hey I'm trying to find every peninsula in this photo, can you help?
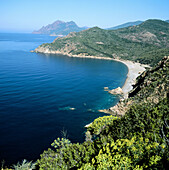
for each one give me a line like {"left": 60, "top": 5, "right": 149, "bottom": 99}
{"left": 33, "top": 19, "right": 169, "bottom": 67}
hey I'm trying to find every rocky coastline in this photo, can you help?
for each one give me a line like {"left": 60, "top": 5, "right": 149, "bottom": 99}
{"left": 31, "top": 46, "right": 113, "bottom": 60}
{"left": 99, "top": 59, "right": 149, "bottom": 115}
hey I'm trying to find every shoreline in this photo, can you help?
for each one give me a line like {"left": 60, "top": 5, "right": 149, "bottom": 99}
{"left": 33, "top": 49, "right": 149, "bottom": 114}
{"left": 113, "top": 58, "right": 149, "bottom": 99}
{"left": 61, "top": 53, "right": 149, "bottom": 99}
{"left": 85, "top": 58, "right": 149, "bottom": 127}
{"left": 32, "top": 48, "right": 114, "bottom": 60}
{"left": 98, "top": 58, "right": 149, "bottom": 115}
{"left": 34, "top": 49, "right": 149, "bottom": 97}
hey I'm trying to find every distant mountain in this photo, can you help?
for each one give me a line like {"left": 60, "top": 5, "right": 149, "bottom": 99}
{"left": 32, "top": 20, "right": 88, "bottom": 36}
{"left": 106, "top": 21, "right": 143, "bottom": 30}
{"left": 33, "top": 19, "right": 169, "bottom": 66}
{"left": 165, "top": 20, "right": 169, "bottom": 23}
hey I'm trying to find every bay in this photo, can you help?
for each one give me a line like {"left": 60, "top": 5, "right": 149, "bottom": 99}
{"left": 0, "top": 33, "right": 128, "bottom": 165}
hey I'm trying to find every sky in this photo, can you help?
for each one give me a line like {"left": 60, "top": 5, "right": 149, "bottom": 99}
{"left": 0, "top": 0, "right": 169, "bottom": 33}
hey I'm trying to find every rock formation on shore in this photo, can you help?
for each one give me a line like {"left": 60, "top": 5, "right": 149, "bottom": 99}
{"left": 108, "top": 56, "right": 169, "bottom": 115}
{"left": 108, "top": 87, "right": 123, "bottom": 95}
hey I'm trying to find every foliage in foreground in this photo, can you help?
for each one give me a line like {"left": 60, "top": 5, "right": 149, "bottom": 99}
{"left": 38, "top": 97, "right": 169, "bottom": 169}
{"left": 1, "top": 159, "right": 36, "bottom": 170}
{"left": 12, "top": 159, "right": 36, "bottom": 170}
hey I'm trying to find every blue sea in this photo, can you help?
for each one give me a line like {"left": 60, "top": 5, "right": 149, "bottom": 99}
{"left": 0, "top": 33, "right": 128, "bottom": 165}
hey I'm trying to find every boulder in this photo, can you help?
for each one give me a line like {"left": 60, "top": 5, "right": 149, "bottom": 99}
{"left": 108, "top": 87, "right": 123, "bottom": 95}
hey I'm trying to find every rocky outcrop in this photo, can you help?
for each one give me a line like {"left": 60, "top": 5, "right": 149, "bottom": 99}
{"left": 108, "top": 87, "right": 123, "bottom": 95}
{"left": 100, "top": 56, "right": 169, "bottom": 116}
{"left": 33, "top": 46, "right": 53, "bottom": 54}
{"left": 104, "top": 87, "right": 109, "bottom": 91}
{"left": 32, "top": 44, "right": 113, "bottom": 60}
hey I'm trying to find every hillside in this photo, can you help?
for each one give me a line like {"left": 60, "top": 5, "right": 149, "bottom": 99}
{"left": 32, "top": 20, "right": 87, "bottom": 36}
{"left": 37, "top": 56, "right": 169, "bottom": 169}
{"left": 33, "top": 19, "right": 169, "bottom": 66}
{"left": 106, "top": 20, "right": 143, "bottom": 30}
{"left": 109, "top": 56, "right": 169, "bottom": 115}
{"left": 107, "top": 19, "right": 169, "bottom": 30}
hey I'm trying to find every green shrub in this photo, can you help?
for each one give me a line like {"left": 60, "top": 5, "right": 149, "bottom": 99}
{"left": 12, "top": 159, "right": 36, "bottom": 170}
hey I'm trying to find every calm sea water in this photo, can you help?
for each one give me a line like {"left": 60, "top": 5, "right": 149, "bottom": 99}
{"left": 0, "top": 33, "right": 128, "bottom": 165}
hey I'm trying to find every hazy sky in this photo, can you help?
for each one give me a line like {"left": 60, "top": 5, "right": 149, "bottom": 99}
{"left": 1, "top": 0, "right": 169, "bottom": 33}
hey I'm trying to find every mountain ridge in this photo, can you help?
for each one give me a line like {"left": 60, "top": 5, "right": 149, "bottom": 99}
{"left": 32, "top": 20, "right": 88, "bottom": 36}
{"left": 106, "top": 20, "right": 143, "bottom": 30}
{"left": 106, "top": 19, "right": 169, "bottom": 30}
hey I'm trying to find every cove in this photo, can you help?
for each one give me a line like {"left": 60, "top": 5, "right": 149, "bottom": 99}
{"left": 0, "top": 33, "right": 128, "bottom": 165}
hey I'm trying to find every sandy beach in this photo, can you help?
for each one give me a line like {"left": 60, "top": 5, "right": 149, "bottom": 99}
{"left": 113, "top": 58, "right": 149, "bottom": 98}
{"left": 97, "top": 58, "right": 149, "bottom": 115}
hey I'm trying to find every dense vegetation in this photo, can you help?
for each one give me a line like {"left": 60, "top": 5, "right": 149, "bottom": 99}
{"left": 35, "top": 19, "right": 169, "bottom": 66}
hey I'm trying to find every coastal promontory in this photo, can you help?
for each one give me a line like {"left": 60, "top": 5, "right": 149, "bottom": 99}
{"left": 33, "top": 19, "right": 169, "bottom": 66}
